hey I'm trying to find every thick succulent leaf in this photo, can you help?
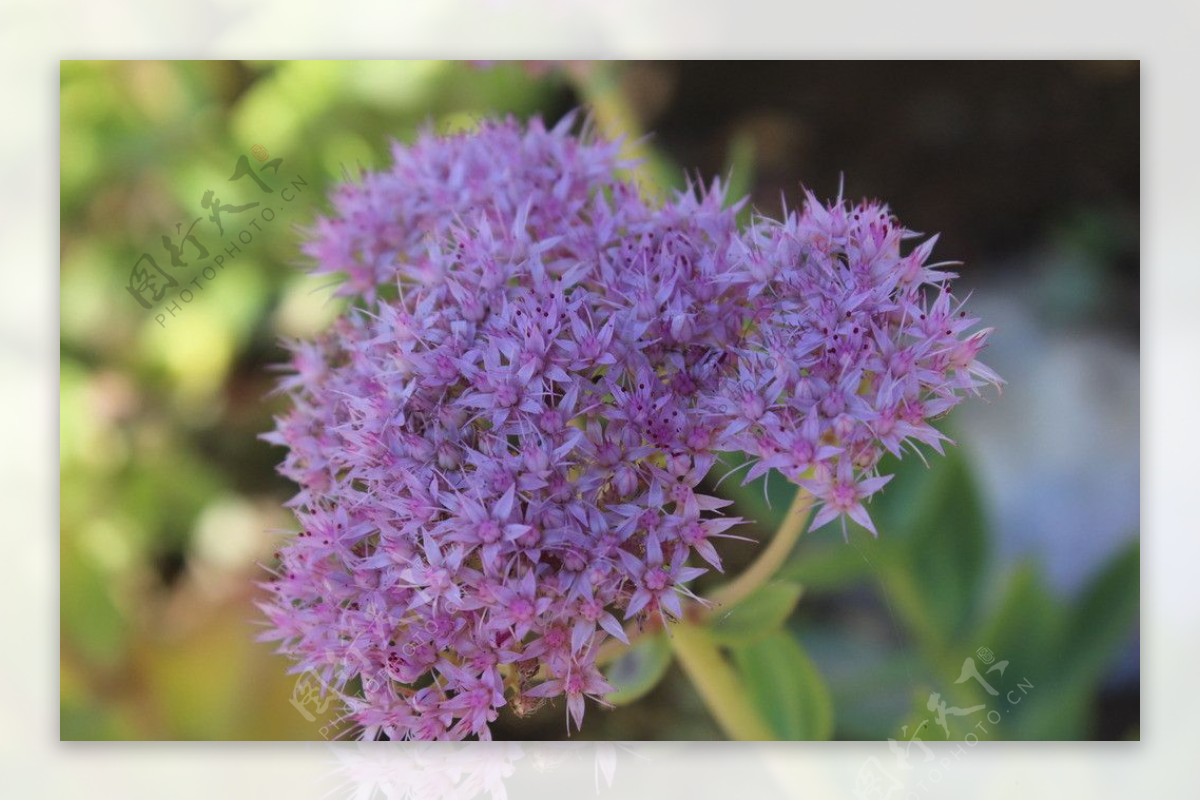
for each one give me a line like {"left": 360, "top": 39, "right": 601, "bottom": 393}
{"left": 731, "top": 631, "right": 834, "bottom": 740}
{"left": 604, "top": 634, "right": 673, "bottom": 705}
{"left": 709, "top": 581, "right": 804, "bottom": 647}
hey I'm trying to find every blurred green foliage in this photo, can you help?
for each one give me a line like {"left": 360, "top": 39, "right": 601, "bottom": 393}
{"left": 59, "top": 60, "right": 1138, "bottom": 741}
{"left": 60, "top": 60, "right": 566, "bottom": 740}
{"left": 714, "top": 439, "right": 1139, "bottom": 741}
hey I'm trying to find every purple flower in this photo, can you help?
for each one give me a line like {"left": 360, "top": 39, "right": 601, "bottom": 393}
{"left": 708, "top": 189, "right": 1002, "bottom": 539}
{"left": 261, "top": 114, "right": 999, "bottom": 740}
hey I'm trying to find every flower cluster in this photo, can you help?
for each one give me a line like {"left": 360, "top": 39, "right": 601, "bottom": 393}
{"left": 260, "top": 114, "right": 999, "bottom": 740}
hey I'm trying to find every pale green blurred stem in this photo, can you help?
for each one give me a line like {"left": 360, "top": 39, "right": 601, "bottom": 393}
{"left": 563, "top": 61, "right": 640, "bottom": 154}
{"left": 669, "top": 622, "right": 773, "bottom": 740}
{"left": 562, "top": 61, "right": 672, "bottom": 197}
{"left": 669, "top": 489, "right": 812, "bottom": 739}
{"left": 709, "top": 488, "right": 815, "bottom": 611}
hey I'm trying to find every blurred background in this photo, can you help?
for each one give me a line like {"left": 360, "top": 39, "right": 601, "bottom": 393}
{"left": 59, "top": 60, "right": 1139, "bottom": 741}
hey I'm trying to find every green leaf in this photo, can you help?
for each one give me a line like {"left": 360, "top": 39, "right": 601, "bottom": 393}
{"left": 975, "top": 562, "right": 1063, "bottom": 682}
{"left": 968, "top": 563, "right": 1069, "bottom": 739}
{"left": 779, "top": 539, "right": 875, "bottom": 592}
{"left": 1002, "top": 541, "right": 1138, "bottom": 740}
{"left": 1059, "top": 539, "right": 1139, "bottom": 687}
{"left": 604, "top": 634, "right": 673, "bottom": 705}
{"left": 730, "top": 632, "right": 834, "bottom": 739}
{"left": 61, "top": 535, "right": 128, "bottom": 671}
{"left": 800, "top": 625, "right": 926, "bottom": 739}
{"left": 709, "top": 581, "right": 804, "bottom": 646}
{"left": 882, "top": 447, "right": 987, "bottom": 643}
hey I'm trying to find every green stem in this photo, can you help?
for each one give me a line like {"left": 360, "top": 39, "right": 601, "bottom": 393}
{"left": 561, "top": 61, "right": 676, "bottom": 198}
{"left": 669, "top": 622, "right": 773, "bottom": 740}
{"left": 709, "top": 487, "right": 814, "bottom": 611}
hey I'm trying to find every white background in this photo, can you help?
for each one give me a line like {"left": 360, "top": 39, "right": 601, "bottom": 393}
{"left": 4, "top": 1, "right": 1193, "bottom": 797}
